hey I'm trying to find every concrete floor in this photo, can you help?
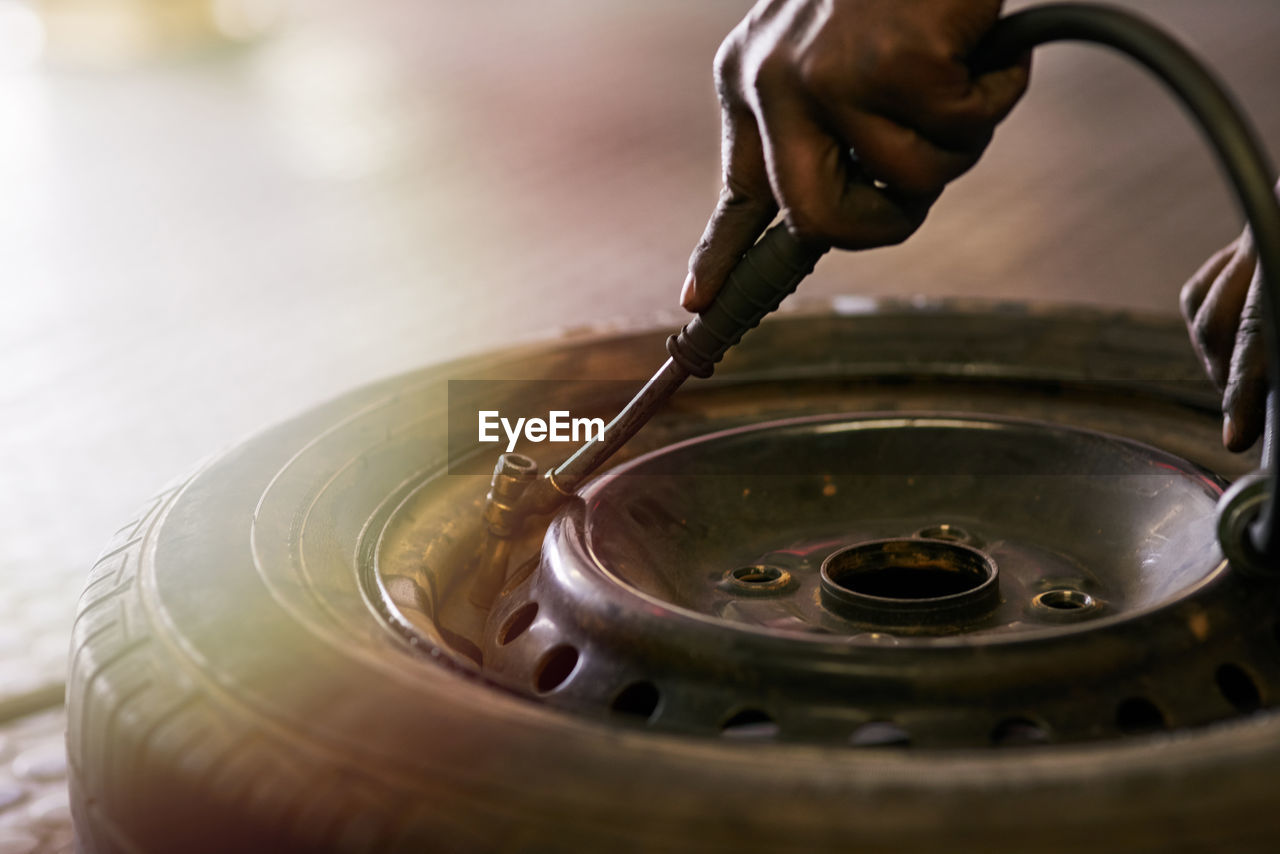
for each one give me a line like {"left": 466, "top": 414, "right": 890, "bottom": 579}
{"left": 0, "top": 0, "right": 1278, "bottom": 848}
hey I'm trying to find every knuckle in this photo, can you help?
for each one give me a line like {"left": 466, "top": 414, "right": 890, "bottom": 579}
{"left": 1223, "top": 356, "right": 1265, "bottom": 411}
{"left": 745, "top": 50, "right": 792, "bottom": 100}
{"left": 1237, "top": 310, "right": 1265, "bottom": 344}
{"left": 795, "top": 49, "right": 843, "bottom": 100}
{"left": 861, "top": 26, "right": 942, "bottom": 87}
{"left": 1178, "top": 281, "right": 1202, "bottom": 322}
{"left": 713, "top": 35, "right": 743, "bottom": 104}
{"left": 1189, "top": 314, "right": 1221, "bottom": 359}
{"left": 859, "top": 29, "right": 905, "bottom": 83}
{"left": 689, "top": 230, "right": 726, "bottom": 275}
{"left": 718, "top": 178, "right": 769, "bottom": 213}
{"left": 689, "top": 239, "right": 716, "bottom": 273}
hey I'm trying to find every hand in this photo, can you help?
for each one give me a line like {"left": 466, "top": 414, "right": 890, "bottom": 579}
{"left": 1180, "top": 184, "right": 1277, "bottom": 451}
{"left": 681, "top": 0, "right": 1030, "bottom": 311}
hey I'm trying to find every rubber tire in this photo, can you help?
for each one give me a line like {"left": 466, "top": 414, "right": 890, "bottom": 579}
{"left": 68, "top": 303, "right": 1280, "bottom": 853}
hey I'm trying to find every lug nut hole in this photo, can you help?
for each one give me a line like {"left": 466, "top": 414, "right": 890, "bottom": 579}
{"left": 724, "top": 564, "right": 794, "bottom": 595}
{"left": 733, "top": 565, "right": 781, "bottom": 584}
{"left": 1032, "top": 588, "right": 1097, "bottom": 616}
{"left": 915, "top": 524, "right": 978, "bottom": 546}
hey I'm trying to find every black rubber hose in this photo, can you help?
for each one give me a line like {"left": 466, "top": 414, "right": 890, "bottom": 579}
{"left": 975, "top": 3, "right": 1280, "bottom": 560}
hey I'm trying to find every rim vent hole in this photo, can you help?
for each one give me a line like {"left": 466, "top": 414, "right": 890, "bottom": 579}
{"left": 534, "top": 645, "right": 579, "bottom": 693}
{"left": 498, "top": 602, "right": 539, "bottom": 646}
{"left": 720, "top": 708, "right": 778, "bottom": 739}
{"left": 990, "top": 717, "right": 1050, "bottom": 747}
{"left": 1116, "top": 697, "right": 1167, "bottom": 734}
{"left": 849, "top": 721, "right": 912, "bottom": 747}
{"left": 1215, "top": 663, "right": 1262, "bottom": 713}
{"left": 611, "top": 681, "right": 661, "bottom": 720}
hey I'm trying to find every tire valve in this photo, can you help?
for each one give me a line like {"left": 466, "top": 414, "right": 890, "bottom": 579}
{"left": 468, "top": 452, "right": 539, "bottom": 607}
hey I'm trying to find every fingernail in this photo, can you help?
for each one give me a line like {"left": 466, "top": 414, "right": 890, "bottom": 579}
{"left": 680, "top": 272, "right": 696, "bottom": 309}
{"left": 1223, "top": 414, "right": 1237, "bottom": 449}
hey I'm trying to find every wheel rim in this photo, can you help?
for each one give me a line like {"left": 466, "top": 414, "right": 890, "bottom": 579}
{"left": 368, "top": 303, "right": 1275, "bottom": 751}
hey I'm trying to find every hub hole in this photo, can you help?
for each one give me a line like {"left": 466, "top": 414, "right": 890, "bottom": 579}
{"left": 534, "top": 645, "right": 579, "bottom": 693}
{"left": 611, "top": 681, "right": 661, "bottom": 720}
{"left": 824, "top": 540, "right": 992, "bottom": 602}
{"left": 850, "top": 720, "right": 911, "bottom": 747}
{"left": 732, "top": 566, "right": 782, "bottom": 584}
{"left": 1215, "top": 663, "right": 1262, "bottom": 713}
{"left": 843, "top": 565, "right": 981, "bottom": 599}
{"left": 1116, "top": 697, "right": 1166, "bottom": 734}
{"left": 990, "top": 716, "right": 1050, "bottom": 747}
{"left": 498, "top": 602, "right": 539, "bottom": 645}
{"left": 720, "top": 708, "right": 778, "bottom": 739}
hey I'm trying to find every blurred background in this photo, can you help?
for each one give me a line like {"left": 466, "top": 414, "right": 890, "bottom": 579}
{"left": 0, "top": 0, "right": 1278, "bottom": 849}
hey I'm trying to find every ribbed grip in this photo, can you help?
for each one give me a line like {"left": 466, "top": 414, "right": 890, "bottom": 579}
{"left": 667, "top": 224, "right": 826, "bottom": 378}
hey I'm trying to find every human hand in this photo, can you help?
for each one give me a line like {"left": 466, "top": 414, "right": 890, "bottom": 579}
{"left": 1180, "top": 184, "right": 1278, "bottom": 451}
{"left": 681, "top": 0, "right": 1030, "bottom": 311}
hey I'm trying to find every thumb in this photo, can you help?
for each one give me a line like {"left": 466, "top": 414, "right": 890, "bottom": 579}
{"left": 683, "top": 108, "right": 777, "bottom": 312}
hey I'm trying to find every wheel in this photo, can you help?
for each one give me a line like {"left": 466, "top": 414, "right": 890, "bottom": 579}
{"left": 68, "top": 301, "right": 1280, "bottom": 853}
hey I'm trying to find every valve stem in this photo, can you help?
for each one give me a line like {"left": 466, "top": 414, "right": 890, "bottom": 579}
{"left": 468, "top": 452, "right": 538, "bottom": 608}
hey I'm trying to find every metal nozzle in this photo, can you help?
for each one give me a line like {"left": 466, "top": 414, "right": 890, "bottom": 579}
{"left": 483, "top": 452, "right": 538, "bottom": 536}
{"left": 468, "top": 453, "right": 539, "bottom": 607}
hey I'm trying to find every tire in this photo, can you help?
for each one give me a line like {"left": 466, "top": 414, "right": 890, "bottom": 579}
{"left": 68, "top": 301, "right": 1280, "bottom": 853}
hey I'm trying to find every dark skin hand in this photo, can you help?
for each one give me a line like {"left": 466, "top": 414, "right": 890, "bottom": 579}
{"left": 681, "top": 0, "right": 1030, "bottom": 311}
{"left": 688, "top": 1, "right": 1267, "bottom": 452}
{"left": 1180, "top": 180, "right": 1278, "bottom": 451}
